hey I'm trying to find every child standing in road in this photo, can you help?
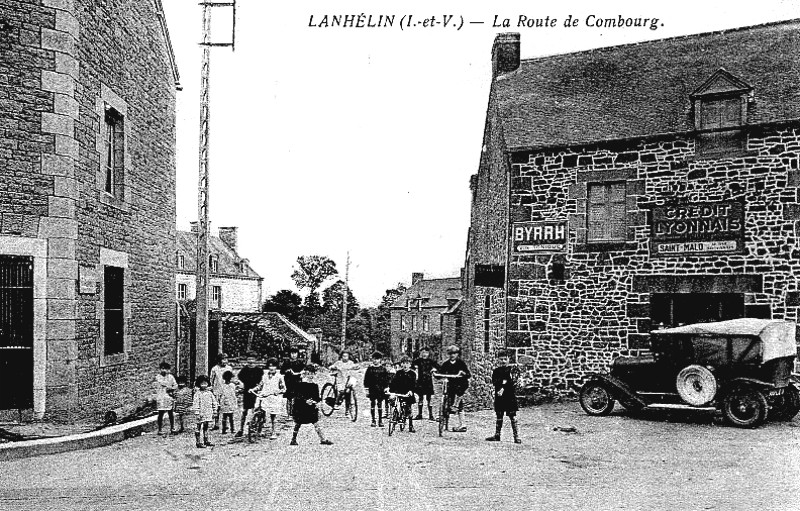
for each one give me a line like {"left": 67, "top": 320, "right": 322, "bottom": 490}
{"left": 236, "top": 353, "right": 264, "bottom": 438}
{"left": 389, "top": 357, "right": 417, "bottom": 432}
{"left": 192, "top": 375, "right": 218, "bottom": 448}
{"left": 290, "top": 364, "right": 333, "bottom": 446}
{"left": 154, "top": 362, "right": 177, "bottom": 435}
{"left": 435, "top": 345, "right": 471, "bottom": 432}
{"left": 218, "top": 370, "right": 238, "bottom": 434}
{"left": 173, "top": 375, "right": 193, "bottom": 434}
{"left": 281, "top": 346, "right": 305, "bottom": 416}
{"left": 363, "top": 351, "right": 390, "bottom": 427}
{"left": 486, "top": 350, "right": 521, "bottom": 444}
{"left": 329, "top": 350, "right": 358, "bottom": 418}
{"left": 412, "top": 347, "right": 439, "bottom": 421}
{"left": 209, "top": 353, "right": 233, "bottom": 431}
{"left": 254, "top": 358, "right": 285, "bottom": 439}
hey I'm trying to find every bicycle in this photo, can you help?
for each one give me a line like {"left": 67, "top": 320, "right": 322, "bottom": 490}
{"left": 247, "top": 391, "right": 267, "bottom": 443}
{"left": 433, "top": 372, "right": 464, "bottom": 437}
{"left": 387, "top": 392, "right": 413, "bottom": 436}
{"left": 320, "top": 373, "right": 358, "bottom": 422}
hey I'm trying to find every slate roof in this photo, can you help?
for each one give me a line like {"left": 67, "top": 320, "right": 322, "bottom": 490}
{"left": 176, "top": 230, "right": 262, "bottom": 279}
{"left": 390, "top": 277, "right": 462, "bottom": 310}
{"left": 210, "top": 312, "right": 317, "bottom": 346}
{"left": 495, "top": 19, "right": 800, "bottom": 151}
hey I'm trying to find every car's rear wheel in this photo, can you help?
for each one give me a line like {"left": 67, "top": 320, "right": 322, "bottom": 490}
{"left": 722, "top": 386, "right": 768, "bottom": 428}
{"left": 770, "top": 385, "right": 800, "bottom": 421}
{"left": 579, "top": 381, "right": 616, "bottom": 416}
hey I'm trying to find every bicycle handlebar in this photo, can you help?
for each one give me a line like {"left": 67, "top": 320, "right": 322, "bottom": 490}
{"left": 432, "top": 372, "right": 465, "bottom": 379}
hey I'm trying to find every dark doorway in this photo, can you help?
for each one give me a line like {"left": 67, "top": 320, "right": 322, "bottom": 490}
{"left": 651, "top": 293, "right": 744, "bottom": 328}
{"left": 0, "top": 255, "right": 34, "bottom": 410}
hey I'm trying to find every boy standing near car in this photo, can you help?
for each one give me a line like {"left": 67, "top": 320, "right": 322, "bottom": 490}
{"left": 486, "top": 350, "right": 521, "bottom": 444}
{"left": 436, "top": 345, "right": 470, "bottom": 432}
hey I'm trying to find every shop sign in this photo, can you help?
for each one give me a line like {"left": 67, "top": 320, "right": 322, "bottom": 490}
{"left": 512, "top": 221, "right": 567, "bottom": 253}
{"left": 651, "top": 201, "right": 744, "bottom": 257}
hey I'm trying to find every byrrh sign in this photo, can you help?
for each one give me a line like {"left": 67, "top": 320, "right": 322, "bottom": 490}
{"left": 512, "top": 221, "right": 567, "bottom": 253}
{"left": 651, "top": 201, "right": 745, "bottom": 257}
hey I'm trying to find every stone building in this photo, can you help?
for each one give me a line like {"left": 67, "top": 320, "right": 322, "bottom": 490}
{"left": 464, "top": 22, "right": 800, "bottom": 405}
{"left": 176, "top": 224, "right": 263, "bottom": 313}
{"left": 390, "top": 273, "right": 463, "bottom": 361}
{"left": 0, "top": 0, "right": 180, "bottom": 420}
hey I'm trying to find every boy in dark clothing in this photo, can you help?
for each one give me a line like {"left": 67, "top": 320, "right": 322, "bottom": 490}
{"left": 435, "top": 345, "right": 471, "bottom": 432}
{"left": 389, "top": 357, "right": 417, "bottom": 433}
{"left": 486, "top": 350, "right": 521, "bottom": 443}
{"left": 281, "top": 347, "right": 305, "bottom": 414}
{"left": 235, "top": 354, "right": 264, "bottom": 438}
{"left": 412, "top": 347, "right": 439, "bottom": 421}
{"left": 363, "top": 351, "right": 390, "bottom": 427}
{"left": 290, "top": 364, "right": 333, "bottom": 445}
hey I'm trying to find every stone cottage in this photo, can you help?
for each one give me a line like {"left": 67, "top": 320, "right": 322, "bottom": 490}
{"left": 464, "top": 21, "right": 800, "bottom": 404}
{"left": 390, "top": 272, "right": 463, "bottom": 361}
{"left": 0, "top": 0, "right": 180, "bottom": 421}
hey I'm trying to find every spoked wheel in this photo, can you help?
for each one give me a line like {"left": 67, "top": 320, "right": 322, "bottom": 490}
{"left": 285, "top": 397, "right": 293, "bottom": 417}
{"left": 722, "top": 387, "right": 768, "bottom": 428}
{"left": 248, "top": 412, "right": 264, "bottom": 443}
{"left": 399, "top": 408, "right": 406, "bottom": 432}
{"left": 579, "top": 381, "right": 616, "bottom": 416}
{"left": 320, "top": 383, "right": 336, "bottom": 417}
{"left": 388, "top": 408, "right": 398, "bottom": 436}
{"left": 770, "top": 385, "right": 800, "bottom": 421}
{"left": 438, "top": 396, "right": 449, "bottom": 437}
{"left": 349, "top": 390, "right": 358, "bottom": 422}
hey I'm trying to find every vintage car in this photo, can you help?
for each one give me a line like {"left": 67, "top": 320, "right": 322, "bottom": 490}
{"left": 579, "top": 318, "right": 800, "bottom": 428}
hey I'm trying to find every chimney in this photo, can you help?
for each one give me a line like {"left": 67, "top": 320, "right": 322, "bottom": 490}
{"left": 218, "top": 226, "right": 238, "bottom": 252}
{"left": 412, "top": 272, "right": 424, "bottom": 286}
{"left": 492, "top": 33, "right": 520, "bottom": 78}
{"left": 190, "top": 221, "right": 199, "bottom": 234}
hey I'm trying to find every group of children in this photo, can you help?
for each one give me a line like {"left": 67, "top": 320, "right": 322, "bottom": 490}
{"left": 152, "top": 344, "right": 522, "bottom": 449}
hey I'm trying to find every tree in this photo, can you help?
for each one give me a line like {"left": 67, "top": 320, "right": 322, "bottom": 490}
{"left": 317, "top": 280, "right": 360, "bottom": 343}
{"left": 291, "top": 255, "right": 338, "bottom": 296}
{"left": 374, "top": 283, "right": 408, "bottom": 355}
{"left": 262, "top": 289, "right": 303, "bottom": 323}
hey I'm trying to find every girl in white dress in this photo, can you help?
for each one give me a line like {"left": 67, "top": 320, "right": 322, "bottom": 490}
{"left": 209, "top": 353, "right": 233, "bottom": 430}
{"left": 154, "top": 361, "right": 177, "bottom": 435}
{"left": 255, "top": 358, "right": 286, "bottom": 439}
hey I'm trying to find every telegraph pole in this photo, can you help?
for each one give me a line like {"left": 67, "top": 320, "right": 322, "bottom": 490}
{"left": 195, "top": 0, "right": 236, "bottom": 379}
{"left": 341, "top": 251, "right": 350, "bottom": 352}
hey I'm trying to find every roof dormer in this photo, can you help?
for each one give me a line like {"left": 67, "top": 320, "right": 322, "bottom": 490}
{"left": 691, "top": 68, "right": 753, "bottom": 159}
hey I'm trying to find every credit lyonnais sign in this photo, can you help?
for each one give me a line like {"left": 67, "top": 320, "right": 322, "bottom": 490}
{"left": 651, "top": 201, "right": 745, "bottom": 257}
{"left": 512, "top": 221, "right": 567, "bottom": 253}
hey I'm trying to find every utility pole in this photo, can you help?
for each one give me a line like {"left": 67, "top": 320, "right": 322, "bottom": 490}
{"left": 341, "top": 251, "right": 350, "bottom": 352}
{"left": 195, "top": 0, "right": 236, "bottom": 380}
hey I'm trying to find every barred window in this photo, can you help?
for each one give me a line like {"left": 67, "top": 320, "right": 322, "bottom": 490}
{"left": 177, "top": 283, "right": 187, "bottom": 301}
{"left": 587, "top": 182, "right": 626, "bottom": 242}
{"left": 211, "top": 285, "right": 222, "bottom": 309}
{"left": 483, "top": 295, "right": 491, "bottom": 353}
{"left": 103, "top": 109, "right": 124, "bottom": 199}
{"left": 104, "top": 267, "right": 124, "bottom": 355}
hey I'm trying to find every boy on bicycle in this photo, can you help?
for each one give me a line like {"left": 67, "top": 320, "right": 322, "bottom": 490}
{"left": 436, "top": 345, "right": 471, "bottom": 432}
{"left": 329, "top": 350, "right": 358, "bottom": 418}
{"left": 389, "top": 356, "right": 417, "bottom": 432}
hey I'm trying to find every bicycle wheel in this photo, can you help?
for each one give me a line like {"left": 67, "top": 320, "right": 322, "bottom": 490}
{"left": 320, "top": 383, "right": 336, "bottom": 417}
{"left": 285, "top": 397, "right": 293, "bottom": 416}
{"left": 438, "top": 394, "right": 449, "bottom": 437}
{"left": 388, "top": 408, "right": 398, "bottom": 436}
{"left": 349, "top": 390, "right": 358, "bottom": 422}
{"left": 248, "top": 413, "right": 263, "bottom": 443}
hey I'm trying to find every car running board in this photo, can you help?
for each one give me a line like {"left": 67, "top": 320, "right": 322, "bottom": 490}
{"left": 645, "top": 403, "right": 716, "bottom": 412}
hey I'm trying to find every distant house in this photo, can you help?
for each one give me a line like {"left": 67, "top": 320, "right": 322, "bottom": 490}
{"left": 389, "top": 273, "right": 463, "bottom": 361}
{"left": 176, "top": 224, "right": 263, "bottom": 313}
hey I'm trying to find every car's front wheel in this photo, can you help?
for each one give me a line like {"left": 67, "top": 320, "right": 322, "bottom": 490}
{"left": 579, "top": 381, "right": 616, "bottom": 416}
{"left": 721, "top": 386, "right": 768, "bottom": 428}
{"left": 769, "top": 385, "right": 800, "bottom": 421}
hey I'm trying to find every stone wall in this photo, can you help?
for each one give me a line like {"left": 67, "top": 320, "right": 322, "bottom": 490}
{"left": 390, "top": 308, "right": 447, "bottom": 361}
{"left": 500, "top": 126, "right": 800, "bottom": 395}
{"left": 176, "top": 272, "right": 262, "bottom": 313}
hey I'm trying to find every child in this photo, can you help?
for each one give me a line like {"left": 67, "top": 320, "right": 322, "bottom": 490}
{"left": 218, "top": 370, "right": 238, "bottom": 434}
{"left": 290, "top": 364, "right": 333, "bottom": 446}
{"left": 254, "top": 358, "right": 285, "bottom": 439}
{"left": 173, "top": 375, "right": 193, "bottom": 433}
{"left": 281, "top": 347, "right": 305, "bottom": 415}
{"left": 384, "top": 360, "right": 396, "bottom": 419}
{"left": 154, "top": 362, "right": 177, "bottom": 435}
{"left": 363, "top": 351, "right": 390, "bottom": 427}
{"left": 328, "top": 350, "right": 358, "bottom": 418}
{"left": 486, "top": 350, "right": 521, "bottom": 444}
{"left": 192, "top": 375, "right": 218, "bottom": 448}
{"left": 412, "top": 347, "right": 439, "bottom": 421}
{"left": 236, "top": 353, "right": 264, "bottom": 437}
{"left": 435, "top": 345, "right": 471, "bottom": 432}
{"left": 209, "top": 353, "right": 233, "bottom": 430}
{"left": 389, "top": 357, "right": 417, "bottom": 433}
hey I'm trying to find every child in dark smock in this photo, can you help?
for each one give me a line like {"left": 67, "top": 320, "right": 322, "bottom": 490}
{"left": 290, "top": 364, "right": 333, "bottom": 446}
{"left": 486, "top": 350, "right": 521, "bottom": 444}
{"left": 389, "top": 357, "right": 417, "bottom": 433}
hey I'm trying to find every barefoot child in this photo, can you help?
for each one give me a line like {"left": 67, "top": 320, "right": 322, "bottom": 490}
{"left": 154, "top": 362, "right": 177, "bottom": 435}
{"left": 486, "top": 350, "right": 521, "bottom": 443}
{"left": 290, "top": 365, "right": 333, "bottom": 446}
{"left": 192, "top": 375, "right": 218, "bottom": 448}
{"left": 255, "top": 358, "right": 285, "bottom": 439}
{"left": 173, "top": 375, "right": 193, "bottom": 433}
{"left": 218, "top": 370, "right": 238, "bottom": 434}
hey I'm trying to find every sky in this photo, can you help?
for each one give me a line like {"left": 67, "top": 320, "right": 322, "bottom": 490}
{"left": 160, "top": 0, "right": 799, "bottom": 306}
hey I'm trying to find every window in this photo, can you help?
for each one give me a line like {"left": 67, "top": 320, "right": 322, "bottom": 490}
{"left": 177, "top": 254, "right": 185, "bottom": 269}
{"left": 104, "top": 266, "right": 124, "bottom": 355}
{"left": 422, "top": 315, "right": 430, "bottom": 332}
{"left": 209, "top": 256, "right": 218, "bottom": 273}
{"left": 103, "top": 108, "right": 124, "bottom": 199}
{"left": 177, "top": 283, "right": 187, "bottom": 300}
{"left": 696, "top": 96, "right": 746, "bottom": 158}
{"left": 401, "top": 315, "right": 408, "bottom": 331}
{"left": 411, "top": 316, "right": 418, "bottom": 331}
{"left": 211, "top": 286, "right": 222, "bottom": 309}
{"left": 483, "top": 295, "right": 491, "bottom": 353}
{"left": 474, "top": 264, "right": 505, "bottom": 288}
{"left": 587, "top": 182, "right": 626, "bottom": 242}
